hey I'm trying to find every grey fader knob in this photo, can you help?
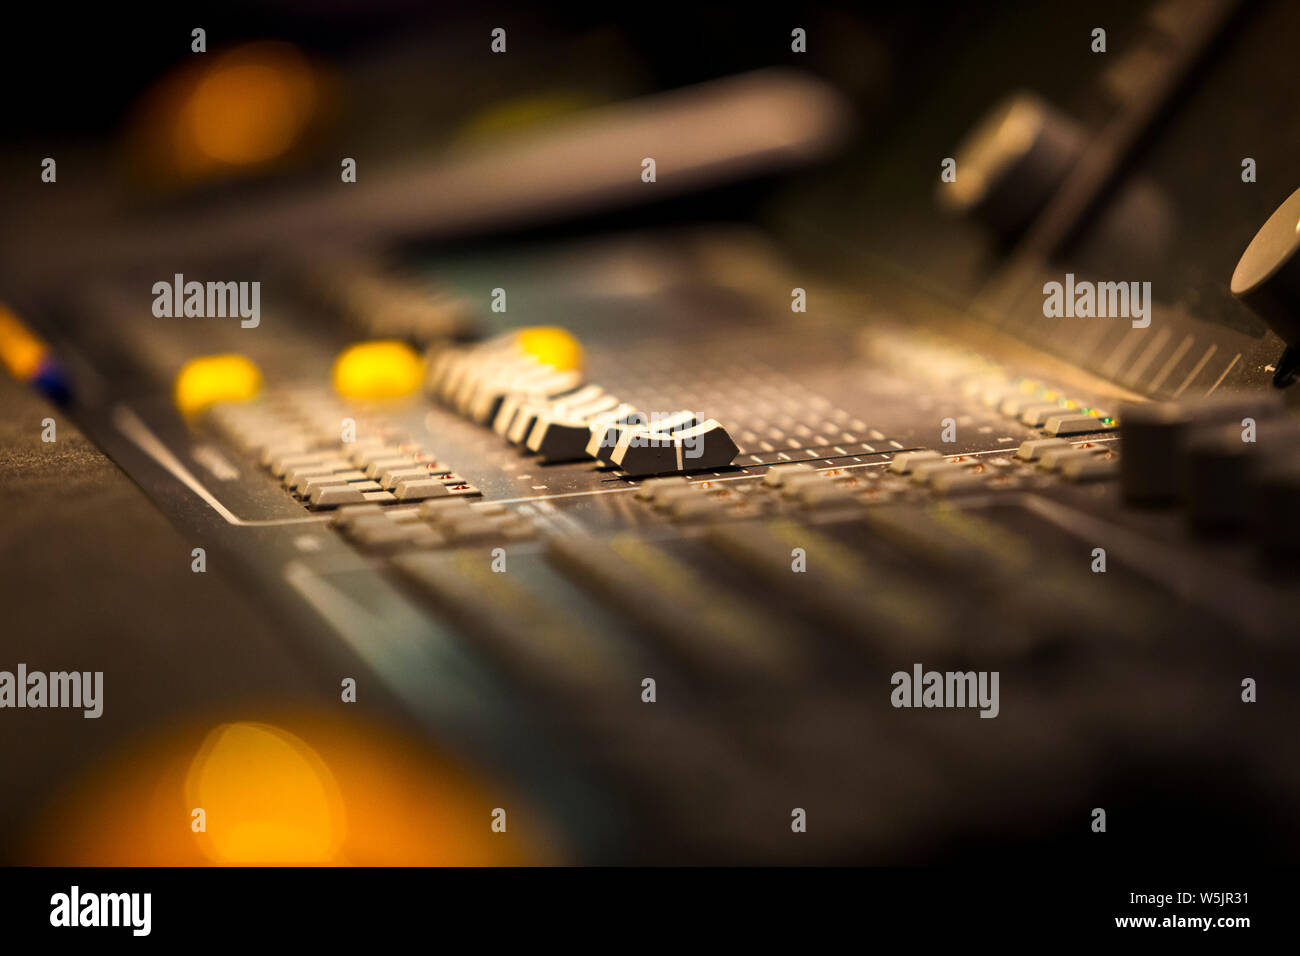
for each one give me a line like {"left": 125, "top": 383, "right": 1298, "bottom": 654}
{"left": 939, "top": 91, "right": 1085, "bottom": 241}
{"left": 1231, "top": 186, "right": 1300, "bottom": 386}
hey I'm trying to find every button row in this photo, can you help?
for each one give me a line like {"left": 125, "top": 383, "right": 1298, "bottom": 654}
{"left": 209, "top": 392, "right": 481, "bottom": 510}
{"left": 975, "top": 378, "right": 1119, "bottom": 436}
{"left": 427, "top": 329, "right": 741, "bottom": 476}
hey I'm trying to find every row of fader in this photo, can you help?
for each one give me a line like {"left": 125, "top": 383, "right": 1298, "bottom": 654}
{"left": 209, "top": 389, "right": 482, "bottom": 509}
{"left": 426, "top": 327, "right": 741, "bottom": 476}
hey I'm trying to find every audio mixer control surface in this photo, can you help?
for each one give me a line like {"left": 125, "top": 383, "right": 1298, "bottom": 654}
{"left": 42, "top": 230, "right": 1295, "bottom": 863}
{"left": 4, "top": 0, "right": 1300, "bottom": 869}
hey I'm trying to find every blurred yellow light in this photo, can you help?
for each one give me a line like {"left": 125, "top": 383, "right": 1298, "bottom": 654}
{"left": 174, "top": 354, "right": 262, "bottom": 417}
{"left": 25, "top": 711, "right": 561, "bottom": 865}
{"left": 186, "top": 723, "right": 346, "bottom": 864}
{"left": 514, "top": 326, "right": 585, "bottom": 371}
{"left": 0, "top": 305, "right": 47, "bottom": 381}
{"left": 332, "top": 340, "right": 424, "bottom": 400}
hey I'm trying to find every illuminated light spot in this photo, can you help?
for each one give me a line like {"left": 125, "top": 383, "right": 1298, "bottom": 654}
{"left": 27, "top": 712, "right": 558, "bottom": 865}
{"left": 514, "top": 326, "right": 585, "bottom": 371}
{"left": 186, "top": 722, "right": 346, "bottom": 864}
{"left": 183, "top": 44, "right": 321, "bottom": 167}
{"left": 0, "top": 305, "right": 48, "bottom": 381}
{"left": 127, "top": 41, "right": 328, "bottom": 187}
{"left": 332, "top": 340, "right": 424, "bottom": 400}
{"left": 174, "top": 354, "right": 262, "bottom": 417}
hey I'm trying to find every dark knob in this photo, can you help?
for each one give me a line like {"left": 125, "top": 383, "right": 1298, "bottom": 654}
{"left": 938, "top": 91, "right": 1085, "bottom": 241}
{"left": 1119, "top": 401, "right": 1188, "bottom": 504}
{"left": 1231, "top": 186, "right": 1300, "bottom": 386}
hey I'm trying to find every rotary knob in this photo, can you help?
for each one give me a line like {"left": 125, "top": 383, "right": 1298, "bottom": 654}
{"left": 938, "top": 91, "right": 1085, "bottom": 242}
{"left": 1231, "top": 185, "right": 1300, "bottom": 387}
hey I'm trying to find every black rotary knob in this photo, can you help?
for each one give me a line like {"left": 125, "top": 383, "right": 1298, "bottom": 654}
{"left": 1231, "top": 186, "right": 1300, "bottom": 386}
{"left": 938, "top": 91, "right": 1085, "bottom": 242}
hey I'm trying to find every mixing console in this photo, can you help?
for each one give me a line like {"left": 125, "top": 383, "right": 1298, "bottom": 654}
{"left": 3, "top": 0, "right": 1299, "bottom": 871}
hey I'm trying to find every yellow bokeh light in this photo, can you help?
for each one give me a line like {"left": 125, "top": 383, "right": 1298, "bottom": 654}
{"left": 185, "top": 723, "right": 346, "bottom": 864}
{"left": 24, "top": 711, "right": 559, "bottom": 865}
{"left": 0, "top": 305, "right": 48, "bottom": 381}
{"left": 332, "top": 340, "right": 425, "bottom": 400}
{"left": 514, "top": 326, "right": 585, "bottom": 371}
{"left": 173, "top": 353, "right": 262, "bottom": 417}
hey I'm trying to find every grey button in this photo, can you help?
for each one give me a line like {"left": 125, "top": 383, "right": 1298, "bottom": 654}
{"left": 931, "top": 469, "right": 988, "bottom": 494}
{"left": 348, "top": 444, "right": 401, "bottom": 467}
{"left": 307, "top": 485, "right": 368, "bottom": 509}
{"left": 267, "top": 449, "right": 335, "bottom": 476}
{"left": 298, "top": 470, "right": 369, "bottom": 496}
{"left": 284, "top": 460, "right": 350, "bottom": 488}
{"left": 393, "top": 478, "right": 452, "bottom": 502}
{"left": 909, "top": 460, "right": 970, "bottom": 485}
{"left": 762, "top": 462, "right": 816, "bottom": 487}
{"left": 795, "top": 481, "right": 859, "bottom": 508}
{"left": 1019, "top": 403, "right": 1068, "bottom": 426}
{"left": 1038, "top": 446, "right": 1103, "bottom": 471}
{"left": 351, "top": 518, "right": 444, "bottom": 551}
{"left": 361, "top": 456, "right": 417, "bottom": 479}
{"left": 652, "top": 485, "right": 704, "bottom": 509}
{"left": 1044, "top": 413, "right": 1118, "bottom": 436}
{"left": 419, "top": 498, "right": 474, "bottom": 522}
{"left": 889, "top": 450, "right": 941, "bottom": 474}
{"left": 1016, "top": 437, "right": 1069, "bottom": 461}
{"left": 1061, "top": 455, "right": 1120, "bottom": 482}
{"left": 635, "top": 476, "right": 688, "bottom": 500}
{"left": 671, "top": 493, "right": 730, "bottom": 518}
{"left": 331, "top": 503, "right": 384, "bottom": 529}
{"left": 378, "top": 465, "right": 436, "bottom": 490}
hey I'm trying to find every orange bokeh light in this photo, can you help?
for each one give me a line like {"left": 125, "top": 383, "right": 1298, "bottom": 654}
{"left": 25, "top": 711, "right": 560, "bottom": 866}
